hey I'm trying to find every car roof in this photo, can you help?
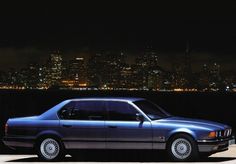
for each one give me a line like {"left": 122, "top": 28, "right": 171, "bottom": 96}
{"left": 39, "top": 97, "right": 147, "bottom": 120}
{"left": 69, "top": 97, "right": 145, "bottom": 102}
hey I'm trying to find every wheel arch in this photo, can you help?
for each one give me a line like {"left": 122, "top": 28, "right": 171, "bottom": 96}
{"left": 167, "top": 128, "right": 198, "bottom": 142}
{"left": 34, "top": 130, "right": 64, "bottom": 149}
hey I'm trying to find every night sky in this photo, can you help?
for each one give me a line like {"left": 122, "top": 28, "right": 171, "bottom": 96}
{"left": 0, "top": 1, "right": 236, "bottom": 71}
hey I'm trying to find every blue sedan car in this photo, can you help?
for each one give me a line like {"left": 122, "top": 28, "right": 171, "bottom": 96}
{"left": 3, "top": 97, "right": 235, "bottom": 161}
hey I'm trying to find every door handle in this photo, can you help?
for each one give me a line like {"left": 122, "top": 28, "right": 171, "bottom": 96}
{"left": 62, "top": 124, "right": 72, "bottom": 128}
{"left": 108, "top": 125, "right": 117, "bottom": 129}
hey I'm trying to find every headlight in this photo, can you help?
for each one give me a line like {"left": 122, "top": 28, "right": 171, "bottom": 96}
{"left": 208, "top": 131, "right": 217, "bottom": 138}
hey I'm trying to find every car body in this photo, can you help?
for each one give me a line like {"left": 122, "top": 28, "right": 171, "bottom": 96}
{"left": 2, "top": 97, "right": 235, "bottom": 161}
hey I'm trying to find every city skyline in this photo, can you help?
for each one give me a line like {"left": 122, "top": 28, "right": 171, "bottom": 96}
{"left": 0, "top": 49, "right": 235, "bottom": 92}
{"left": 0, "top": 46, "right": 235, "bottom": 72}
{"left": 0, "top": 2, "right": 235, "bottom": 92}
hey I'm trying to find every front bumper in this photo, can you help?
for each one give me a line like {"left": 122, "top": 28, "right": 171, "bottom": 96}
{"left": 2, "top": 136, "right": 35, "bottom": 149}
{"left": 197, "top": 137, "right": 235, "bottom": 153}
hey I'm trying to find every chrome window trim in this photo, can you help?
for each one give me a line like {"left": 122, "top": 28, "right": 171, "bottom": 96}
{"left": 128, "top": 101, "right": 152, "bottom": 122}
{"left": 57, "top": 99, "right": 152, "bottom": 122}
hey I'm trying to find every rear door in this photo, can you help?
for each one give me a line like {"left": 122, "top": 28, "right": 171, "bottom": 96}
{"left": 105, "top": 101, "right": 152, "bottom": 149}
{"left": 59, "top": 101, "right": 106, "bottom": 149}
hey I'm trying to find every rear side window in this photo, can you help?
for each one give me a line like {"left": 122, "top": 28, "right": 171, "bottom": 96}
{"left": 58, "top": 101, "right": 75, "bottom": 119}
{"left": 58, "top": 101, "right": 105, "bottom": 120}
{"left": 106, "top": 101, "right": 139, "bottom": 121}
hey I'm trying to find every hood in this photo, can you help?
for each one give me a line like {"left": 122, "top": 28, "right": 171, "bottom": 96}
{"left": 156, "top": 116, "right": 230, "bottom": 130}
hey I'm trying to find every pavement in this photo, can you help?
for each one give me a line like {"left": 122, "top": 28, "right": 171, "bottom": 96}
{"left": 0, "top": 145, "right": 236, "bottom": 164}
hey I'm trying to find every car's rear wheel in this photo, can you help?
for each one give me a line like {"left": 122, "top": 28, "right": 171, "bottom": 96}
{"left": 37, "top": 137, "right": 64, "bottom": 161}
{"left": 167, "top": 134, "right": 198, "bottom": 161}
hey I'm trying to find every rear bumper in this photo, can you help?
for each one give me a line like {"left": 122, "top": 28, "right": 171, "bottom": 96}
{"left": 197, "top": 137, "right": 234, "bottom": 153}
{"left": 2, "top": 136, "right": 35, "bottom": 149}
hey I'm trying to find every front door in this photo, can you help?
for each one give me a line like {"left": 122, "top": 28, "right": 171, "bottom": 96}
{"left": 59, "top": 100, "right": 106, "bottom": 149}
{"left": 105, "top": 101, "right": 152, "bottom": 149}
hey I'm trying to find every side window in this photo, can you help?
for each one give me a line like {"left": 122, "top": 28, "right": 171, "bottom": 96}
{"left": 107, "top": 101, "right": 139, "bottom": 121}
{"left": 72, "top": 101, "right": 105, "bottom": 120}
{"left": 58, "top": 101, "right": 75, "bottom": 119}
{"left": 58, "top": 101, "right": 105, "bottom": 120}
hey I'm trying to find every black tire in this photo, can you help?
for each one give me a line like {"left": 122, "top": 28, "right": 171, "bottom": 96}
{"left": 167, "top": 133, "right": 199, "bottom": 161}
{"left": 36, "top": 137, "right": 65, "bottom": 161}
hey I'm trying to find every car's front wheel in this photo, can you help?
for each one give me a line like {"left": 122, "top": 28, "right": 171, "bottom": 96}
{"left": 167, "top": 134, "right": 198, "bottom": 161}
{"left": 37, "top": 137, "right": 64, "bottom": 161}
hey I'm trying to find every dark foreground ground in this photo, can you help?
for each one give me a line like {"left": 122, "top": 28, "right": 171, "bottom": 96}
{"left": 1, "top": 145, "right": 236, "bottom": 163}
{"left": 0, "top": 90, "right": 235, "bottom": 154}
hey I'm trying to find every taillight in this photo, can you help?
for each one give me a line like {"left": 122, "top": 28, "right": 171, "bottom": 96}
{"left": 5, "top": 123, "right": 8, "bottom": 135}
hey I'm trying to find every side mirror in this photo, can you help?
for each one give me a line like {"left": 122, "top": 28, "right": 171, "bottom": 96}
{"left": 136, "top": 113, "right": 144, "bottom": 122}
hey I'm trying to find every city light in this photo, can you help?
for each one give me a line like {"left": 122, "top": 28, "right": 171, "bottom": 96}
{"left": 0, "top": 50, "right": 235, "bottom": 92}
{"left": 79, "top": 83, "right": 87, "bottom": 87}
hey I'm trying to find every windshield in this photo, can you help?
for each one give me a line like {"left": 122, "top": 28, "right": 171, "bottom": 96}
{"left": 134, "top": 100, "right": 171, "bottom": 120}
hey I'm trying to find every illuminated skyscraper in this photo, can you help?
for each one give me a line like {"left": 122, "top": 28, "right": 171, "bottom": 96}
{"left": 120, "top": 64, "right": 133, "bottom": 89}
{"left": 68, "top": 57, "right": 87, "bottom": 85}
{"left": 209, "top": 63, "right": 222, "bottom": 90}
{"left": 135, "top": 47, "right": 160, "bottom": 90}
{"left": 183, "top": 41, "right": 193, "bottom": 88}
{"left": 89, "top": 51, "right": 125, "bottom": 88}
{"left": 48, "top": 51, "right": 62, "bottom": 86}
{"left": 26, "top": 63, "right": 39, "bottom": 89}
{"left": 38, "top": 65, "right": 48, "bottom": 89}
{"left": 87, "top": 53, "right": 103, "bottom": 87}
